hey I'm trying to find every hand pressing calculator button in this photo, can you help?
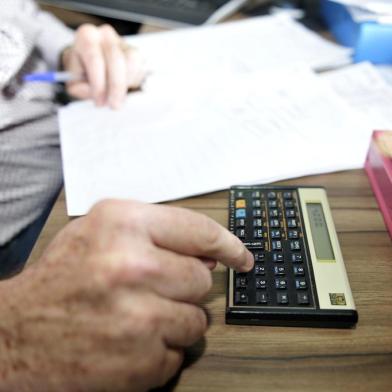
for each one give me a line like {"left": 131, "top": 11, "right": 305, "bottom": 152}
{"left": 227, "top": 186, "right": 358, "bottom": 328}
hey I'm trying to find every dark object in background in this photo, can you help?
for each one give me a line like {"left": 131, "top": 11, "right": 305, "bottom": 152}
{"left": 95, "top": 15, "right": 141, "bottom": 35}
{"left": 39, "top": 0, "right": 250, "bottom": 27}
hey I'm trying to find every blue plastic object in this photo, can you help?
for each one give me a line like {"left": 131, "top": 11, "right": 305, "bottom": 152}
{"left": 321, "top": 0, "right": 392, "bottom": 64}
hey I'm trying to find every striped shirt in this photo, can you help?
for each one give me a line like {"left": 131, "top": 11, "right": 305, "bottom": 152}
{"left": 0, "top": 0, "right": 73, "bottom": 245}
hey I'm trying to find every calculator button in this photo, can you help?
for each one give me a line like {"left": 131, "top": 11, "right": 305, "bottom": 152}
{"left": 235, "top": 291, "right": 248, "bottom": 304}
{"left": 283, "top": 192, "right": 293, "bottom": 200}
{"left": 254, "top": 229, "right": 263, "bottom": 239}
{"left": 277, "top": 292, "right": 289, "bottom": 305}
{"left": 290, "top": 240, "right": 301, "bottom": 251}
{"left": 253, "top": 209, "right": 262, "bottom": 217}
{"left": 274, "top": 266, "right": 285, "bottom": 276}
{"left": 252, "top": 191, "right": 261, "bottom": 199}
{"left": 269, "top": 219, "right": 280, "bottom": 228}
{"left": 235, "top": 200, "right": 246, "bottom": 209}
{"left": 256, "top": 278, "right": 267, "bottom": 289}
{"left": 236, "top": 209, "right": 246, "bottom": 218}
{"left": 267, "top": 192, "right": 277, "bottom": 199}
{"left": 255, "top": 264, "right": 266, "bottom": 275}
{"left": 272, "top": 240, "right": 282, "bottom": 251}
{"left": 297, "top": 292, "right": 310, "bottom": 305}
{"left": 269, "top": 209, "right": 279, "bottom": 218}
{"left": 291, "top": 254, "right": 303, "bottom": 263}
{"left": 270, "top": 230, "right": 281, "bottom": 239}
{"left": 268, "top": 200, "right": 277, "bottom": 208}
{"left": 236, "top": 191, "right": 244, "bottom": 199}
{"left": 256, "top": 291, "right": 268, "bottom": 304}
{"left": 235, "top": 229, "right": 246, "bottom": 239}
{"left": 236, "top": 276, "right": 248, "bottom": 289}
{"left": 287, "top": 219, "right": 297, "bottom": 228}
{"left": 272, "top": 253, "right": 284, "bottom": 263}
{"left": 284, "top": 200, "right": 295, "bottom": 208}
{"left": 236, "top": 218, "right": 246, "bottom": 228}
{"left": 253, "top": 218, "right": 263, "bottom": 227}
{"left": 253, "top": 252, "right": 265, "bottom": 262}
{"left": 288, "top": 230, "right": 299, "bottom": 239}
{"left": 295, "top": 279, "right": 307, "bottom": 290}
{"left": 286, "top": 209, "right": 296, "bottom": 218}
{"left": 275, "top": 279, "right": 287, "bottom": 289}
{"left": 252, "top": 200, "right": 261, "bottom": 208}
{"left": 293, "top": 265, "right": 305, "bottom": 276}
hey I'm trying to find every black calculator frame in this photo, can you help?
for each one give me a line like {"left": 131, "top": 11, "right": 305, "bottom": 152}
{"left": 226, "top": 185, "right": 358, "bottom": 329}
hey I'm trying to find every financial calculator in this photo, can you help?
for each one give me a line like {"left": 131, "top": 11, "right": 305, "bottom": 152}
{"left": 226, "top": 186, "right": 358, "bottom": 328}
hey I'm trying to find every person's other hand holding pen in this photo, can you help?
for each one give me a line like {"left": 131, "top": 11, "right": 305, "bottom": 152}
{"left": 51, "top": 24, "right": 146, "bottom": 110}
{"left": 63, "top": 24, "right": 146, "bottom": 109}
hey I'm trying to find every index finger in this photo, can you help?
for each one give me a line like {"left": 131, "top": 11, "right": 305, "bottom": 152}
{"left": 145, "top": 204, "right": 254, "bottom": 272}
{"left": 75, "top": 25, "right": 106, "bottom": 106}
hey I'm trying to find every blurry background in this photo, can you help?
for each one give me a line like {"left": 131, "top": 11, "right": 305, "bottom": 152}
{"left": 37, "top": 0, "right": 323, "bottom": 34}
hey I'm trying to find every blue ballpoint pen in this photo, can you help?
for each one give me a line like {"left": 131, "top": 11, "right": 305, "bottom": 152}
{"left": 23, "top": 71, "right": 85, "bottom": 83}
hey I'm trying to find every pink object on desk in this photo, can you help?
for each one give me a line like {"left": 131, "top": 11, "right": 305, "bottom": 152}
{"left": 365, "top": 131, "right": 392, "bottom": 239}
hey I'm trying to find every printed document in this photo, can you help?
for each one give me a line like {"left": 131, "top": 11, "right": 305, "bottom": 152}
{"left": 59, "top": 68, "right": 370, "bottom": 216}
{"left": 321, "top": 62, "right": 392, "bottom": 130}
{"left": 127, "top": 14, "right": 352, "bottom": 91}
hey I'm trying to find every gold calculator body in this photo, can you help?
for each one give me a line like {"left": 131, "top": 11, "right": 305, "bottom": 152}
{"left": 226, "top": 186, "right": 358, "bottom": 328}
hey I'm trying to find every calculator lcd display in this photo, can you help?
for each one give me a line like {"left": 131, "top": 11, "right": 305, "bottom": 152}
{"left": 306, "top": 203, "right": 335, "bottom": 261}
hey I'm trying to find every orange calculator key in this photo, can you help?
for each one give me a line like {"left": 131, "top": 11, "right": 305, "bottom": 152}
{"left": 236, "top": 200, "right": 246, "bottom": 209}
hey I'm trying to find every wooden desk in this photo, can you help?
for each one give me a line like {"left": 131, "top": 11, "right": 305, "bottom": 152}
{"left": 29, "top": 169, "right": 392, "bottom": 392}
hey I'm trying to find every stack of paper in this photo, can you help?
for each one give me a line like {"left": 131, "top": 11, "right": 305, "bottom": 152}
{"left": 59, "top": 16, "right": 391, "bottom": 216}
{"left": 59, "top": 67, "right": 373, "bottom": 216}
{"left": 331, "top": 0, "right": 392, "bottom": 23}
{"left": 127, "top": 14, "right": 352, "bottom": 82}
{"left": 321, "top": 62, "right": 392, "bottom": 130}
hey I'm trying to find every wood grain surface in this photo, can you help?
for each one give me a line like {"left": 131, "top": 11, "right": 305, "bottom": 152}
{"left": 28, "top": 169, "right": 392, "bottom": 392}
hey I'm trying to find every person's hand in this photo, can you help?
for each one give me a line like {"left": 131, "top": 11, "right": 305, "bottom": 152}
{"left": 0, "top": 200, "right": 253, "bottom": 392}
{"left": 61, "top": 24, "right": 146, "bottom": 109}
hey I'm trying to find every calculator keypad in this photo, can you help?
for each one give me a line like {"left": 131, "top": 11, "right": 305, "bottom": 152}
{"left": 231, "top": 189, "right": 314, "bottom": 308}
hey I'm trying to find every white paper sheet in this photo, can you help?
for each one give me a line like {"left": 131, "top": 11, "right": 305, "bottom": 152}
{"left": 321, "top": 62, "right": 392, "bottom": 130}
{"left": 331, "top": 0, "right": 392, "bottom": 15}
{"left": 377, "top": 65, "right": 392, "bottom": 86}
{"left": 127, "top": 14, "right": 352, "bottom": 91}
{"left": 59, "top": 67, "right": 370, "bottom": 216}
